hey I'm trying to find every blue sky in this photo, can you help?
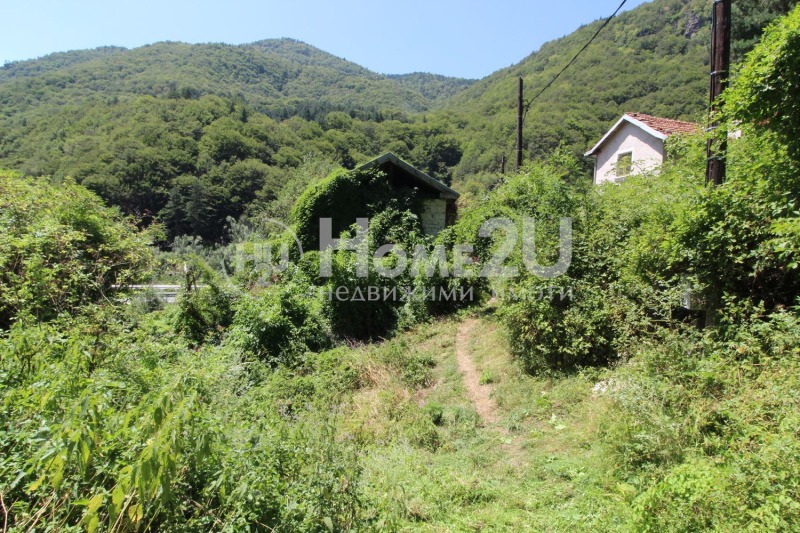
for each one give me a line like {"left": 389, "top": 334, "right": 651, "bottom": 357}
{"left": 1, "top": 0, "right": 650, "bottom": 79}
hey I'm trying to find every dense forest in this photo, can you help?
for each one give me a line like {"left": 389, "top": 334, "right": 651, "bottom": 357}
{"left": 2, "top": 0, "right": 800, "bottom": 530}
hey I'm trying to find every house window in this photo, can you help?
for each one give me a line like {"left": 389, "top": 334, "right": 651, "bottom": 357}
{"left": 616, "top": 152, "right": 633, "bottom": 178}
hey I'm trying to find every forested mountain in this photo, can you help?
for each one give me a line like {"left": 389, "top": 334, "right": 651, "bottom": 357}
{"left": 0, "top": 40, "right": 472, "bottom": 241}
{"left": 386, "top": 72, "right": 477, "bottom": 106}
{"left": 0, "top": 0, "right": 795, "bottom": 242}
{"left": 0, "top": 38, "right": 472, "bottom": 119}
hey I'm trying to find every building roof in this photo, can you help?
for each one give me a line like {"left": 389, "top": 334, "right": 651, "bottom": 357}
{"left": 358, "top": 152, "right": 459, "bottom": 200}
{"left": 626, "top": 113, "right": 701, "bottom": 136}
{"left": 585, "top": 113, "right": 701, "bottom": 156}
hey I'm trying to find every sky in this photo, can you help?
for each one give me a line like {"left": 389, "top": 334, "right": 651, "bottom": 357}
{"left": 0, "top": 0, "right": 651, "bottom": 79}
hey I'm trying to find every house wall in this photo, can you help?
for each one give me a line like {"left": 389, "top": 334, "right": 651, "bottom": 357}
{"left": 594, "top": 121, "right": 665, "bottom": 184}
{"left": 420, "top": 198, "right": 448, "bottom": 236}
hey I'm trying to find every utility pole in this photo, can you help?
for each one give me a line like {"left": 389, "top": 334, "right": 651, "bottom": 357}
{"left": 706, "top": 0, "right": 731, "bottom": 185}
{"left": 501, "top": 155, "right": 506, "bottom": 174}
{"left": 516, "top": 77, "right": 523, "bottom": 172}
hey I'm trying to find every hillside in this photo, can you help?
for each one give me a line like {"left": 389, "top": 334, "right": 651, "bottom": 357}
{"left": 387, "top": 72, "right": 476, "bottom": 106}
{"left": 447, "top": 0, "right": 712, "bottom": 178}
{"left": 0, "top": 39, "right": 476, "bottom": 241}
{"left": 0, "top": 38, "right": 473, "bottom": 120}
{"left": 447, "top": 0, "right": 799, "bottom": 180}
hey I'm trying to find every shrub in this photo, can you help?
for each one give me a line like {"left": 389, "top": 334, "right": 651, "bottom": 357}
{"left": 0, "top": 172, "right": 158, "bottom": 328}
{"left": 482, "top": 153, "right": 702, "bottom": 372}
{"left": 171, "top": 254, "right": 238, "bottom": 344}
{"left": 226, "top": 275, "right": 331, "bottom": 366}
{"left": 631, "top": 458, "right": 732, "bottom": 532}
{"left": 725, "top": 4, "right": 800, "bottom": 159}
{"left": 673, "top": 5, "right": 800, "bottom": 315}
{"left": 323, "top": 207, "right": 434, "bottom": 339}
{"left": 0, "top": 305, "right": 364, "bottom": 531}
{"left": 606, "top": 308, "right": 800, "bottom": 530}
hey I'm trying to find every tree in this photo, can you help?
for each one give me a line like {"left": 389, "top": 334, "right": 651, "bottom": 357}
{"left": 161, "top": 175, "right": 217, "bottom": 240}
{"left": 732, "top": 0, "right": 800, "bottom": 61}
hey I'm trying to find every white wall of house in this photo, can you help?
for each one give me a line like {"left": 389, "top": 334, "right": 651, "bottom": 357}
{"left": 594, "top": 121, "right": 665, "bottom": 184}
{"left": 420, "top": 198, "right": 448, "bottom": 236}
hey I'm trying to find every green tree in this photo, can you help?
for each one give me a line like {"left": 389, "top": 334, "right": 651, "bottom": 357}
{"left": 732, "top": 0, "right": 800, "bottom": 61}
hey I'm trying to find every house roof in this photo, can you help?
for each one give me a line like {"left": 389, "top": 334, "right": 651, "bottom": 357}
{"left": 585, "top": 113, "right": 700, "bottom": 156}
{"left": 358, "top": 152, "right": 459, "bottom": 200}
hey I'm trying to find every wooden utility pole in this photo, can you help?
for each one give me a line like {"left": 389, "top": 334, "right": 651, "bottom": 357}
{"left": 706, "top": 0, "right": 731, "bottom": 185}
{"left": 516, "top": 77, "right": 523, "bottom": 172}
{"left": 501, "top": 155, "right": 506, "bottom": 174}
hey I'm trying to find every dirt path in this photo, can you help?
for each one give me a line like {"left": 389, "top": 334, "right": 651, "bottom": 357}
{"left": 455, "top": 318, "right": 501, "bottom": 427}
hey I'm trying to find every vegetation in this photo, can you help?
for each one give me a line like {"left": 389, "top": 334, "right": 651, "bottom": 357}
{"left": 2, "top": 1, "right": 800, "bottom": 530}
{"left": 0, "top": 171, "right": 158, "bottom": 328}
{"left": 1, "top": 0, "right": 795, "bottom": 244}
{"left": 0, "top": 91, "right": 466, "bottom": 242}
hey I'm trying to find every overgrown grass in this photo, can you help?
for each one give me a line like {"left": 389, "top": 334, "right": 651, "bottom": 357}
{"left": 344, "top": 312, "right": 630, "bottom": 530}
{"left": 602, "top": 309, "right": 800, "bottom": 530}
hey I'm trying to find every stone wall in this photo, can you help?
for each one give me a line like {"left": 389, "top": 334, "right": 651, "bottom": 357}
{"left": 420, "top": 198, "right": 447, "bottom": 236}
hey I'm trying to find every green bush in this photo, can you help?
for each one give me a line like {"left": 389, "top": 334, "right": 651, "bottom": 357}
{"left": 631, "top": 458, "right": 731, "bottom": 532}
{"left": 171, "top": 254, "right": 238, "bottom": 344}
{"left": 725, "top": 4, "right": 800, "bottom": 158}
{"left": 0, "top": 303, "right": 365, "bottom": 531}
{"left": 0, "top": 172, "right": 158, "bottom": 328}
{"left": 500, "top": 280, "right": 626, "bottom": 373}
{"left": 674, "top": 7, "right": 800, "bottom": 314}
{"left": 482, "top": 153, "right": 702, "bottom": 372}
{"left": 226, "top": 276, "right": 331, "bottom": 366}
{"left": 322, "top": 207, "right": 434, "bottom": 339}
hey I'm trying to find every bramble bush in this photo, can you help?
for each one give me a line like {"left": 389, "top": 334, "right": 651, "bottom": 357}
{"left": 675, "top": 5, "right": 800, "bottom": 316}
{"left": 323, "top": 206, "right": 433, "bottom": 339}
{"left": 472, "top": 148, "right": 704, "bottom": 372}
{"left": 0, "top": 172, "right": 159, "bottom": 328}
{"left": 226, "top": 272, "right": 332, "bottom": 367}
{"left": 605, "top": 307, "right": 800, "bottom": 530}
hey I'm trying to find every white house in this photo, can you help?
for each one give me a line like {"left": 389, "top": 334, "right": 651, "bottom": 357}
{"left": 585, "top": 113, "right": 699, "bottom": 184}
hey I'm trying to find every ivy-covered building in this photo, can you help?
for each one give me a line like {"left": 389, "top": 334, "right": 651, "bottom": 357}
{"left": 358, "top": 152, "right": 459, "bottom": 236}
{"left": 291, "top": 152, "right": 460, "bottom": 252}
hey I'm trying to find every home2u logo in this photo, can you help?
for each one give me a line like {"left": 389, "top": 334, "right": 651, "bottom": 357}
{"left": 318, "top": 217, "right": 572, "bottom": 280}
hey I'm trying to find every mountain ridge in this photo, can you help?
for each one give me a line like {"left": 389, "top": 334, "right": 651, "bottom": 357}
{"left": 0, "top": 38, "right": 476, "bottom": 118}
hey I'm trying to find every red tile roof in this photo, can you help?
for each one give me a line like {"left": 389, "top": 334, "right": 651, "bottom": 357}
{"left": 625, "top": 113, "right": 700, "bottom": 136}
{"left": 585, "top": 113, "right": 702, "bottom": 156}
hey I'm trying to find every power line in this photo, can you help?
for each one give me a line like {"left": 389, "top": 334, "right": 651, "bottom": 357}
{"left": 523, "top": 0, "right": 628, "bottom": 119}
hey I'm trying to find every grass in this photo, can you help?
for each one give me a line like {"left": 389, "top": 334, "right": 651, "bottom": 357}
{"left": 341, "top": 311, "right": 631, "bottom": 530}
